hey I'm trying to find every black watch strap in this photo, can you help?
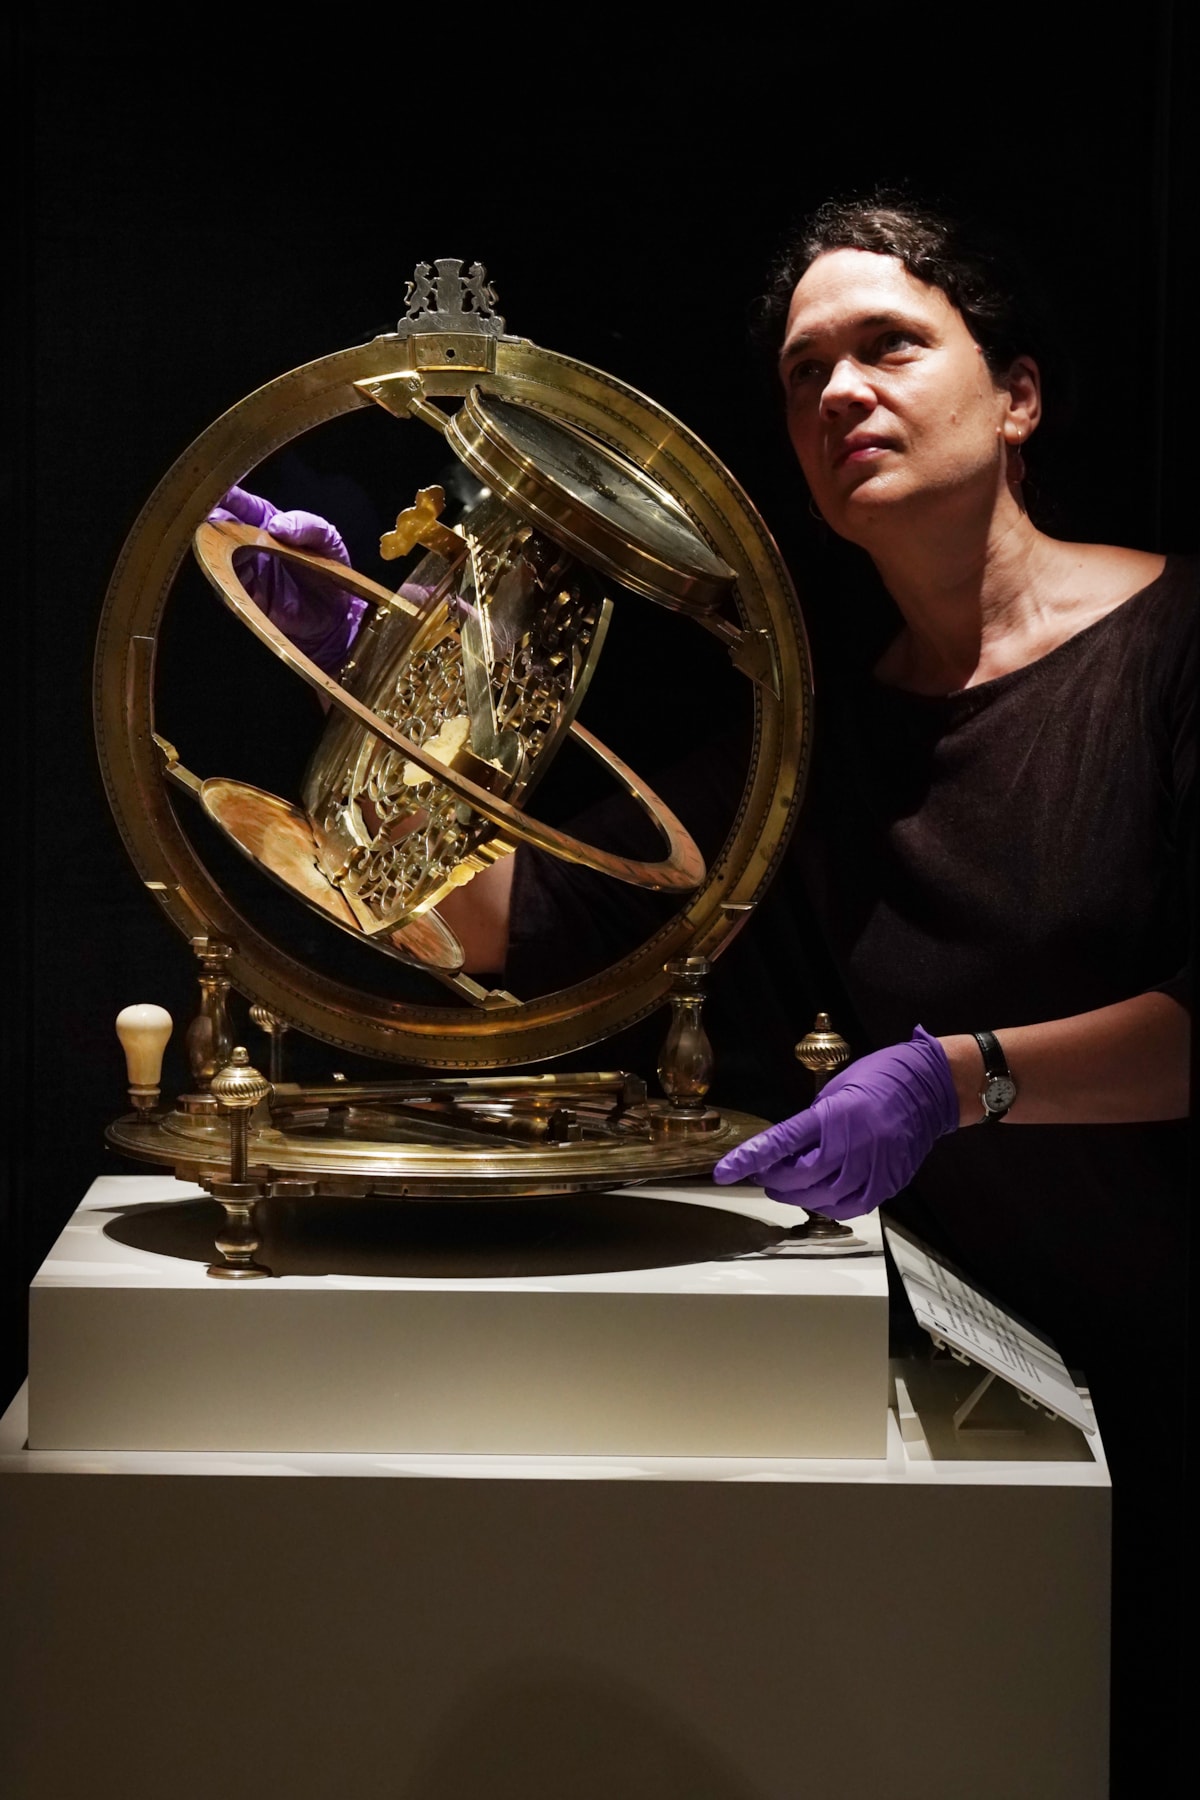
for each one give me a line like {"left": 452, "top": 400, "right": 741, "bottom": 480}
{"left": 972, "top": 1030, "right": 1016, "bottom": 1123}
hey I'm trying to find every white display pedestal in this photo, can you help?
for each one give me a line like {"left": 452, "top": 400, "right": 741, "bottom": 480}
{"left": 27, "top": 1176, "right": 889, "bottom": 1458}
{"left": 3, "top": 1176, "right": 1110, "bottom": 1797}
{"left": 0, "top": 1373, "right": 1110, "bottom": 1800}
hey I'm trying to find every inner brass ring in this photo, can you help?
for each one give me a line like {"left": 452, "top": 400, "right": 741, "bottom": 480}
{"left": 195, "top": 521, "right": 707, "bottom": 894}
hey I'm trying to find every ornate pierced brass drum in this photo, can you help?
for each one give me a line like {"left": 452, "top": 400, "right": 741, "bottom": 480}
{"left": 97, "top": 260, "right": 812, "bottom": 1270}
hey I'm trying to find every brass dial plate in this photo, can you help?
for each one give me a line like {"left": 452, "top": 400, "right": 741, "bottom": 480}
{"left": 445, "top": 387, "right": 736, "bottom": 612}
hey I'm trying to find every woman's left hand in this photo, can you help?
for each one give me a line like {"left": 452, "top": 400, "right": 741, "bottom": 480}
{"left": 208, "top": 485, "right": 366, "bottom": 674}
{"left": 712, "top": 1026, "right": 959, "bottom": 1218}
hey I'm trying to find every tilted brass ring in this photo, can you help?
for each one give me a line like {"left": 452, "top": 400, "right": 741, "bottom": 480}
{"left": 194, "top": 521, "right": 706, "bottom": 895}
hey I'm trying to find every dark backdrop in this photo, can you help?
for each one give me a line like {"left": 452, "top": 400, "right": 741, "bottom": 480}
{"left": 5, "top": 11, "right": 1195, "bottom": 1440}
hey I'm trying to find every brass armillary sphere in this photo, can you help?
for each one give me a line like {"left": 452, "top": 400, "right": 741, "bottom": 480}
{"left": 96, "top": 258, "right": 813, "bottom": 1265}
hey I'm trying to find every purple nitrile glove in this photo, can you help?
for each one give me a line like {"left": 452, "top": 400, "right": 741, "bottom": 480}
{"left": 208, "top": 485, "right": 367, "bottom": 674}
{"left": 712, "top": 1026, "right": 960, "bottom": 1220}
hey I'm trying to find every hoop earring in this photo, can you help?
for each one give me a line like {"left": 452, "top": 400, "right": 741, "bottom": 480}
{"left": 808, "top": 497, "right": 825, "bottom": 524}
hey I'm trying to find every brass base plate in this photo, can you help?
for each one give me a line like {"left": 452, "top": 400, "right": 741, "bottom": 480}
{"left": 106, "top": 1102, "right": 767, "bottom": 1200}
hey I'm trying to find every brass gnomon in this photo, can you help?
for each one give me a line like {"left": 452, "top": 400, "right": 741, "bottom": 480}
{"left": 97, "top": 259, "right": 817, "bottom": 1275}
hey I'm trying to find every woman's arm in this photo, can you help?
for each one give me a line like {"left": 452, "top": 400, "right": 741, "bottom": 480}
{"left": 437, "top": 854, "right": 516, "bottom": 973}
{"left": 713, "top": 994, "right": 1191, "bottom": 1216}
{"left": 940, "top": 990, "right": 1191, "bottom": 1127}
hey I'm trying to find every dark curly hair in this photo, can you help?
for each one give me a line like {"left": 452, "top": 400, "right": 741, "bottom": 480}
{"left": 758, "top": 192, "right": 1067, "bottom": 427}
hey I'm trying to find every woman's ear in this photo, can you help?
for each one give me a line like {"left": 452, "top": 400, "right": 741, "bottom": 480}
{"left": 1002, "top": 355, "right": 1042, "bottom": 443}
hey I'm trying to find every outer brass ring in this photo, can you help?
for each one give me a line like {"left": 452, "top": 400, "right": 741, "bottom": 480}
{"left": 94, "top": 333, "right": 813, "bottom": 1068}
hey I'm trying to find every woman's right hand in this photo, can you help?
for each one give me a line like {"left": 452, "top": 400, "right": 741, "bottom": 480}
{"left": 208, "top": 485, "right": 366, "bottom": 674}
{"left": 712, "top": 1027, "right": 960, "bottom": 1217}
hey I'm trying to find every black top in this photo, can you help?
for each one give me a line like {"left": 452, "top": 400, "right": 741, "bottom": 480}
{"left": 806, "top": 555, "right": 1195, "bottom": 1363}
{"left": 508, "top": 556, "right": 1196, "bottom": 1366}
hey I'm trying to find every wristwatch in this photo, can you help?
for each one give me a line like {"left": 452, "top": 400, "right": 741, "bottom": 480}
{"left": 972, "top": 1030, "right": 1017, "bottom": 1123}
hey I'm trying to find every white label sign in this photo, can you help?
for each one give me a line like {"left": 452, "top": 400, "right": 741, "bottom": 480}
{"left": 884, "top": 1223, "right": 1095, "bottom": 1435}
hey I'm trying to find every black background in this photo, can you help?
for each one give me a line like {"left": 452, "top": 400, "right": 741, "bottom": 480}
{"left": 5, "top": 1, "right": 1196, "bottom": 1711}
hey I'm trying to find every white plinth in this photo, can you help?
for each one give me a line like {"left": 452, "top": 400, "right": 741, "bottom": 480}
{"left": 27, "top": 1176, "right": 889, "bottom": 1457}
{"left": 0, "top": 1374, "right": 1110, "bottom": 1800}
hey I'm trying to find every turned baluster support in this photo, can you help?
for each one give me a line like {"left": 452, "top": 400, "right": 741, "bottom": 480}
{"left": 648, "top": 957, "right": 721, "bottom": 1136}
{"left": 205, "top": 1047, "right": 273, "bottom": 1280}
{"left": 185, "top": 937, "right": 235, "bottom": 1093}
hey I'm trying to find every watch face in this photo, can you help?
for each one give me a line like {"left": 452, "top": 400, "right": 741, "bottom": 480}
{"left": 983, "top": 1075, "right": 1017, "bottom": 1114}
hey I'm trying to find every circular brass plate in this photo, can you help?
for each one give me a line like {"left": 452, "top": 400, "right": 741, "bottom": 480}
{"left": 199, "top": 778, "right": 465, "bottom": 973}
{"left": 106, "top": 1105, "right": 770, "bottom": 1197}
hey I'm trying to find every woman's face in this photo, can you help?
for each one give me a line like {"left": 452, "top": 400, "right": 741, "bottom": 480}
{"left": 779, "top": 249, "right": 1028, "bottom": 544}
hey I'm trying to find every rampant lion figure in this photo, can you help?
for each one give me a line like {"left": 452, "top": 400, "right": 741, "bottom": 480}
{"left": 403, "top": 262, "right": 437, "bottom": 319}
{"left": 461, "top": 261, "right": 498, "bottom": 316}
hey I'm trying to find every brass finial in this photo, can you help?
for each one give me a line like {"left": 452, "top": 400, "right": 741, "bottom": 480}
{"left": 795, "top": 1012, "right": 851, "bottom": 1088}
{"left": 209, "top": 1049, "right": 271, "bottom": 1190}
{"left": 210, "top": 1047, "right": 271, "bottom": 1112}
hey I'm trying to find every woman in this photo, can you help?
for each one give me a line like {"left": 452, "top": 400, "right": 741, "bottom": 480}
{"left": 714, "top": 200, "right": 1192, "bottom": 1225}
{"left": 713, "top": 198, "right": 1193, "bottom": 1795}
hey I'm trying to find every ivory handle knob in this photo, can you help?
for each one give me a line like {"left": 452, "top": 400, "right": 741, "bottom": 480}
{"left": 116, "top": 1004, "right": 173, "bottom": 1107}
